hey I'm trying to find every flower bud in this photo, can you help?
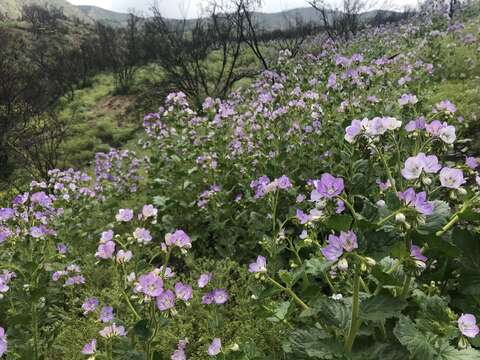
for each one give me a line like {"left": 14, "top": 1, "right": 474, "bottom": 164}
{"left": 404, "top": 222, "right": 411, "bottom": 230}
{"left": 450, "top": 191, "right": 457, "bottom": 200}
{"left": 360, "top": 263, "right": 367, "bottom": 272}
{"left": 422, "top": 177, "right": 432, "bottom": 186}
{"left": 337, "top": 258, "right": 348, "bottom": 271}
{"left": 365, "top": 257, "right": 376, "bottom": 267}
{"left": 415, "top": 260, "right": 426, "bottom": 270}
{"left": 458, "top": 336, "right": 470, "bottom": 350}
{"left": 458, "top": 187, "right": 467, "bottom": 196}
{"left": 395, "top": 213, "right": 406, "bottom": 223}
{"left": 376, "top": 200, "right": 386, "bottom": 208}
{"left": 230, "top": 343, "right": 240, "bottom": 352}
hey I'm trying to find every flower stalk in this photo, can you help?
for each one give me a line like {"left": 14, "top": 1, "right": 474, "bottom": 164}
{"left": 345, "top": 267, "right": 361, "bottom": 353}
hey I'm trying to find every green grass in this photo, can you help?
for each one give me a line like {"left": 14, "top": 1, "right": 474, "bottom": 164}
{"left": 58, "top": 72, "right": 143, "bottom": 169}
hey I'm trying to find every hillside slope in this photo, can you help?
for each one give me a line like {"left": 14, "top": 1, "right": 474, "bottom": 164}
{"left": 0, "top": 0, "right": 91, "bottom": 22}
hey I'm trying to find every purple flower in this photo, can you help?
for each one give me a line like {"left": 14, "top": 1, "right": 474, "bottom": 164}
{"left": 439, "top": 125, "right": 456, "bottom": 144}
{"left": 31, "top": 191, "right": 52, "bottom": 208}
{"left": 99, "top": 306, "right": 114, "bottom": 323}
{"left": 0, "top": 327, "right": 7, "bottom": 357}
{"left": 165, "top": 230, "right": 191, "bottom": 249}
{"left": 439, "top": 168, "right": 465, "bottom": 189}
{"left": 64, "top": 275, "right": 86, "bottom": 287}
{"left": 172, "top": 339, "right": 188, "bottom": 360}
{"left": 466, "top": 157, "right": 479, "bottom": 170}
{"left": 208, "top": 338, "right": 222, "bottom": 356}
{"left": 133, "top": 228, "right": 152, "bottom": 244}
{"left": 296, "top": 209, "right": 309, "bottom": 224}
{"left": 435, "top": 100, "right": 457, "bottom": 114}
{"left": 398, "top": 93, "right": 418, "bottom": 106}
{"left": 115, "top": 208, "right": 134, "bottom": 222}
{"left": 142, "top": 204, "right": 158, "bottom": 219}
{"left": 172, "top": 349, "right": 186, "bottom": 360}
{"left": 405, "top": 117, "right": 426, "bottom": 132}
{"left": 344, "top": 119, "right": 362, "bottom": 143}
{"left": 340, "top": 231, "right": 358, "bottom": 252}
{"left": 0, "top": 208, "right": 14, "bottom": 222}
{"left": 425, "top": 120, "right": 444, "bottom": 136}
{"left": 315, "top": 173, "right": 344, "bottom": 198}
{"left": 202, "top": 292, "right": 214, "bottom": 305}
{"left": 100, "top": 230, "right": 114, "bottom": 242}
{"left": 56, "top": 243, "right": 68, "bottom": 254}
{"left": 398, "top": 188, "right": 434, "bottom": 215}
{"left": 410, "top": 245, "right": 428, "bottom": 263}
{"left": 321, "top": 234, "right": 344, "bottom": 262}
{"left": 376, "top": 179, "right": 391, "bottom": 191}
{"left": 99, "top": 324, "right": 126, "bottom": 338}
{"left": 198, "top": 273, "right": 212, "bottom": 288}
{"left": 248, "top": 256, "right": 267, "bottom": 273}
{"left": 136, "top": 272, "right": 164, "bottom": 297}
{"left": 82, "top": 297, "right": 99, "bottom": 315}
{"left": 95, "top": 241, "right": 116, "bottom": 259}
{"left": 116, "top": 250, "right": 132, "bottom": 263}
{"left": 327, "top": 73, "right": 337, "bottom": 88}
{"left": 81, "top": 339, "right": 96, "bottom": 355}
{"left": 213, "top": 289, "right": 229, "bottom": 304}
{"left": 156, "top": 289, "right": 175, "bottom": 311}
{"left": 0, "top": 271, "right": 14, "bottom": 293}
{"left": 276, "top": 175, "right": 292, "bottom": 190}
{"left": 175, "top": 282, "right": 193, "bottom": 302}
{"left": 336, "top": 199, "right": 345, "bottom": 214}
{"left": 0, "top": 227, "right": 12, "bottom": 244}
{"left": 29, "top": 226, "right": 45, "bottom": 239}
{"left": 52, "top": 271, "right": 66, "bottom": 282}
{"left": 401, "top": 153, "right": 441, "bottom": 180}
{"left": 458, "top": 314, "right": 479, "bottom": 338}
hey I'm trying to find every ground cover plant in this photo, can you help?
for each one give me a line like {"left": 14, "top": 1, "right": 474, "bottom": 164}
{"left": 0, "top": 1, "right": 480, "bottom": 359}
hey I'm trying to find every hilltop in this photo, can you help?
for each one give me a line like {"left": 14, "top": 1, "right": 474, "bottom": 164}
{"left": 0, "top": 0, "right": 91, "bottom": 22}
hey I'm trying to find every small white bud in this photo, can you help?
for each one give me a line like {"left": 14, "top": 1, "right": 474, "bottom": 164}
{"left": 365, "top": 257, "right": 376, "bottom": 267}
{"left": 395, "top": 213, "right": 406, "bottom": 223}
{"left": 422, "top": 177, "right": 432, "bottom": 186}
{"left": 337, "top": 258, "right": 348, "bottom": 271}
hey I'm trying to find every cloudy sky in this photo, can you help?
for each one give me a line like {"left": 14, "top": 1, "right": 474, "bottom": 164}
{"left": 68, "top": 0, "right": 419, "bottom": 19}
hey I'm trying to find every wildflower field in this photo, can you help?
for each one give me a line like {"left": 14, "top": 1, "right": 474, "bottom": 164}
{"left": 1, "top": 3, "right": 480, "bottom": 360}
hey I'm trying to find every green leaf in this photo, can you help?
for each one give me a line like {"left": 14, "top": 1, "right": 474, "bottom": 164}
{"left": 324, "top": 214, "right": 353, "bottom": 232}
{"left": 393, "top": 316, "right": 437, "bottom": 360}
{"left": 133, "top": 319, "right": 152, "bottom": 340}
{"left": 308, "top": 297, "right": 350, "bottom": 330}
{"left": 440, "top": 347, "right": 480, "bottom": 359}
{"left": 417, "top": 201, "right": 451, "bottom": 235}
{"left": 305, "top": 258, "right": 333, "bottom": 276}
{"left": 267, "top": 301, "right": 290, "bottom": 322}
{"left": 283, "top": 326, "right": 346, "bottom": 359}
{"left": 360, "top": 293, "right": 407, "bottom": 321}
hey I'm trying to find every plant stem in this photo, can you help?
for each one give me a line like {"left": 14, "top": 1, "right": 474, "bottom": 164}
{"left": 107, "top": 340, "right": 113, "bottom": 360}
{"left": 376, "top": 208, "right": 406, "bottom": 226}
{"left": 32, "top": 302, "right": 39, "bottom": 360}
{"left": 267, "top": 277, "right": 309, "bottom": 311}
{"left": 345, "top": 268, "right": 361, "bottom": 353}
{"left": 338, "top": 195, "right": 359, "bottom": 220}
{"left": 436, "top": 194, "right": 479, "bottom": 237}
{"left": 373, "top": 144, "right": 398, "bottom": 194}
{"left": 400, "top": 274, "right": 412, "bottom": 299}
{"left": 123, "top": 290, "right": 141, "bottom": 320}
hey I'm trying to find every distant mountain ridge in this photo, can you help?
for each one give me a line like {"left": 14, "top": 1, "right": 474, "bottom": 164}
{"left": 1, "top": 0, "right": 402, "bottom": 30}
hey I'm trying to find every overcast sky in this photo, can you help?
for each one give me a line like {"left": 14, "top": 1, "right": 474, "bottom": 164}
{"left": 68, "top": 0, "right": 419, "bottom": 19}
